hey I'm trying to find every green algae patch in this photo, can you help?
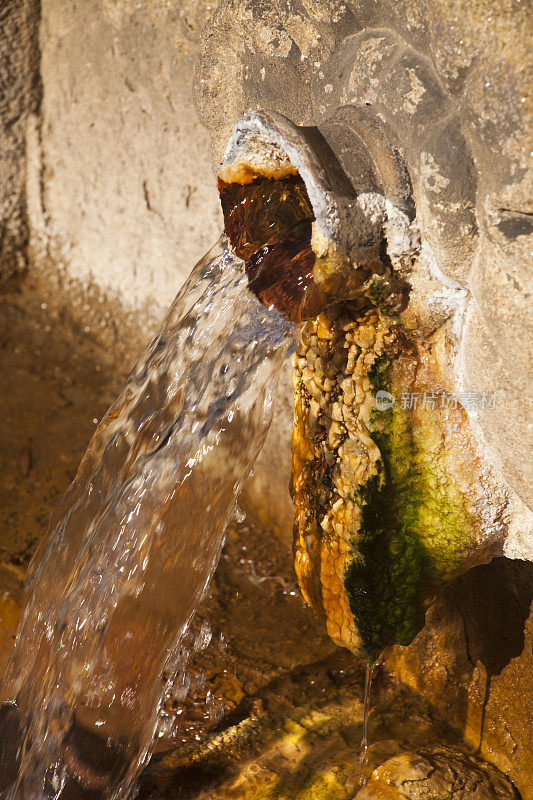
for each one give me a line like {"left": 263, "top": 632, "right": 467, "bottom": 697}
{"left": 344, "top": 356, "right": 476, "bottom": 663}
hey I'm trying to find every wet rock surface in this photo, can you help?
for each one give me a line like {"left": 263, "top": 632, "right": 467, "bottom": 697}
{"left": 386, "top": 559, "right": 533, "bottom": 799}
{"left": 355, "top": 749, "right": 520, "bottom": 800}
{"left": 139, "top": 647, "right": 519, "bottom": 799}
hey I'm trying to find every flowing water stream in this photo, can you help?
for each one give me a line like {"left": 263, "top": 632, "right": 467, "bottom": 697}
{"left": 0, "top": 235, "right": 295, "bottom": 799}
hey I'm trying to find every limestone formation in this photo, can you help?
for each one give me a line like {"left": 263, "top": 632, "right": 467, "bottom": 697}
{"left": 291, "top": 304, "right": 518, "bottom": 662}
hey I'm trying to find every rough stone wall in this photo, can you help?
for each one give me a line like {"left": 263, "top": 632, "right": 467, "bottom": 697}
{"left": 0, "top": 0, "right": 40, "bottom": 280}
{"left": 31, "top": 0, "right": 222, "bottom": 320}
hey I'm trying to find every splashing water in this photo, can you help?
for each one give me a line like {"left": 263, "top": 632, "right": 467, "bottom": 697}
{"left": 0, "top": 236, "right": 294, "bottom": 799}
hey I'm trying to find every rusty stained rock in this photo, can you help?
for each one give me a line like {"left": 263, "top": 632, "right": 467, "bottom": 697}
{"left": 291, "top": 306, "right": 392, "bottom": 655}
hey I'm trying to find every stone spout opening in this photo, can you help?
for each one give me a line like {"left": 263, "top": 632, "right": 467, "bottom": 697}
{"left": 218, "top": 173, "right": 324, "bottom": 322}
{"left": 217, "top": 109, "right": 412, "bottom": 323}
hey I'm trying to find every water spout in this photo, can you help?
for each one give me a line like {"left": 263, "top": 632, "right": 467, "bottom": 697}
{"left": 216, "top": 111, "right": 521, "bottom": 669}
{"left": 217, "top": 108, "right": 414, "bottom": 320}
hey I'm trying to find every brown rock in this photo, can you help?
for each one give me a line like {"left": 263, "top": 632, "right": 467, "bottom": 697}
{"left": 355, "top": 748, "right": 519, "bottom": 800}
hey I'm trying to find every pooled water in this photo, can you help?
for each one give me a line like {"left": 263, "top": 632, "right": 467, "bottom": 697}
{"left": 0, "top": 236, "right": 295, "bottom": 799}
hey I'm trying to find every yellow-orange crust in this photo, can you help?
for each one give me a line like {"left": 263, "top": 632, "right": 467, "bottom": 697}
{"left": 291, "top": 307, "right": 396, "bottom": 653}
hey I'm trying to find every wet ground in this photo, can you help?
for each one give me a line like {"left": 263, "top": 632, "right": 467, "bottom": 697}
{"left": 0, "top": 275, "right": 521, "bottom": 799}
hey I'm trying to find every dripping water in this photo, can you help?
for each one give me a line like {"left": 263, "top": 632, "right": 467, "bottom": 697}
{"left": 0, "top": 235, "right": 295, "bottom": 800}
{"left": 360, "top": 661, "right": 376, "bottom": 765}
